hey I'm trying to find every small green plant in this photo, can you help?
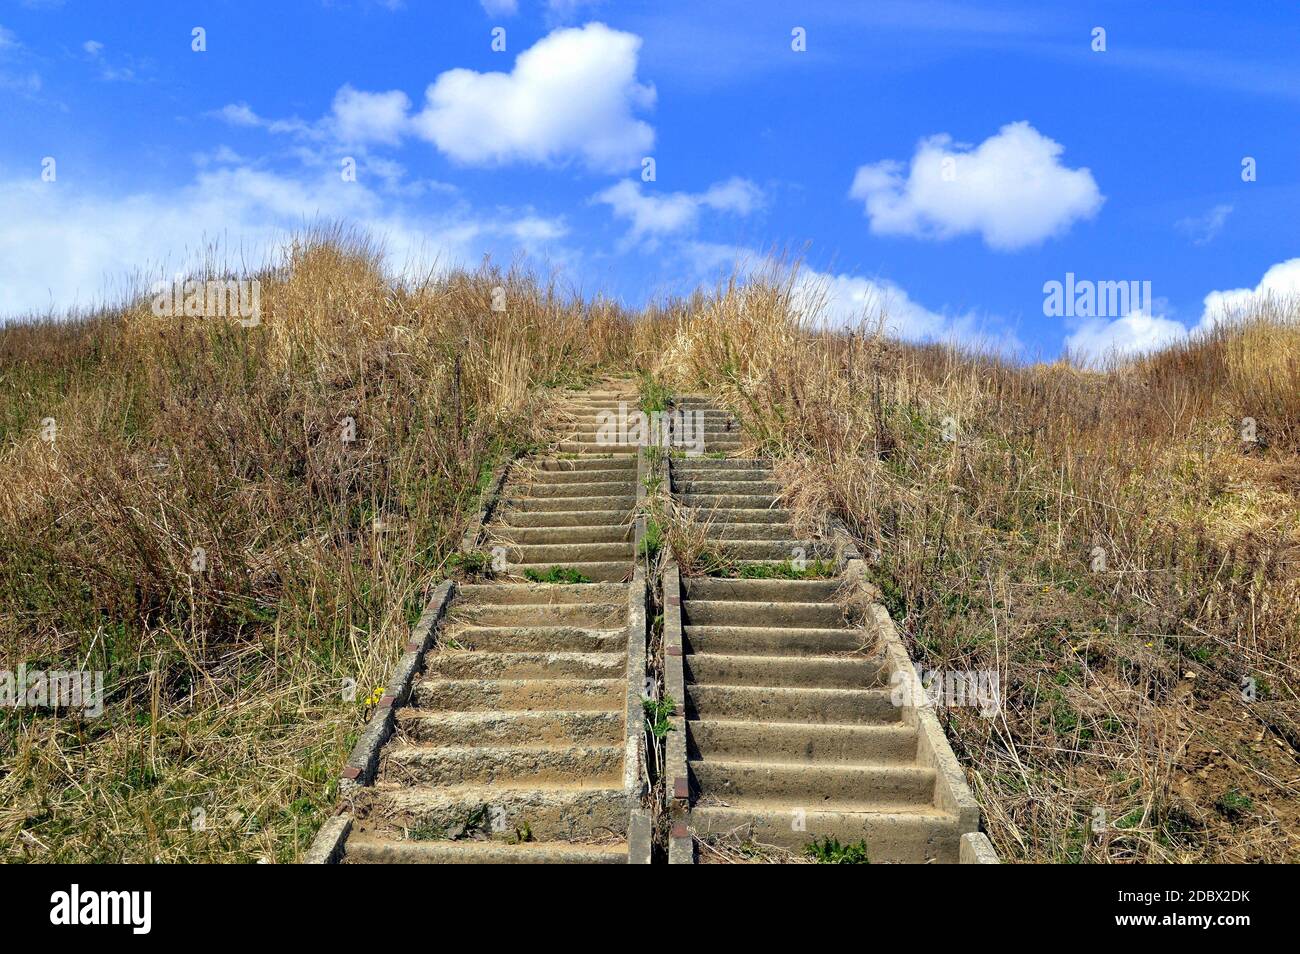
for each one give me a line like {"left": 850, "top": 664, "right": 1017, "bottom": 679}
{"left": 639, "top": 517, "right": 664, "bottom": 561}
{"left": 638, "top": 372, "right": 671, "bottom": 414}
{"left": 805, "top": 836, "right": 870, "bottom": 864}
{"left": 642, "top": 696, "right": 676, "bottom": 740}
{"left": 1216, "top": 789, "right": 1254, "bottom": 820}
{"left": 524, "top": 566, "right": 591, "bottom": 584}
{"left": 447, "top": 550, "right": 494, "bottom": 578}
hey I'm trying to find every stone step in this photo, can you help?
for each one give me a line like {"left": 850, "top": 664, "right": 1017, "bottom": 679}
{"left": 690, "top": 758, "right": 936, "bottom": 805}
{"left": 686, "top": 684, "right": 899, "bottom": 724}
{"left": 502, "top": 509, "right": 632, "bottom": 528}
{"left": 440, "top": 625, "right": 626, "bottom": 654}
{"left": 676, "top": 480, "right": 782, "bottom": 495}
{"left": 505, "top": 561, "right": 631, "bottom": 583}
{"left": 423, "top": 650, "right": 626, "bottom": 681}
{"left": 687, "top": 805, "right": 960, "bottom": 863}
{"left": 505, "top": 542, "right": 634, "bottom": 564}
{"left": 413, "top": 677, "right": 624, "bottom": 711}
{"left": 457, "top": 582, "right": 627, "bottom": 606}
{"left": 361, "top": 779, "right": 628, "bottom": 840}
{"left": 687, "top": 719, "right": 917, "bottom": 764}
{"left": 381, "top": 743, "right": 623, "bottom": 787}
{"left": 515, "top": 480, "right": 636, "bottom": 498}
{"left": 344, "top": 835, "right": 628, "bottom": 864}
{"left": 679, "top": 494, "right": 783, "bottom": 509}
{"left": 490, "top": 524, "right": 632, "bottom": 545}
{"left": 682, "top": 625, "right": 867, "bottom": 657}
{"left": 530, "top": 457, "right": 636, "bottom": 473}
{"left": 504, "top": 495, "right": 636, "bottom": 512}
{"left": 449, "top": 601, "right": 624, "bottom": 628}
{"left": 682, "top": 578, "right": 843, "bottom": 602}
{"left": 683, "top": 652, "right": 885, "bottom": 689}
{"left": 682, "top": 599, "right": 845, "bottom": 628}
{"left": 396, "top": 708, "right": 624, "bottom": 747}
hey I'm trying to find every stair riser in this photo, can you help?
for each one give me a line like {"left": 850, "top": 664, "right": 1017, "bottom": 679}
{"left": 398, "top": 710, "right": 624, "bottom": 747}
{"left": 382, "top": 746, "right": 623, "bottom": 787}
{"left": 684, "top": 654, "right": 885, "bottom": 689}
{"left": 414, "top": 680, "right": 623, "bottom": 711}
{"left": 687, "top": 721, "right": 918, "bottom": 764}
{"left": 691, "top": 762, "right": 936, "bottom": 805}
{"left": 688, "top": 807, "right": 960, "bottom": 863}
{"left": 686, "top": 686, "right": 900, "bottom": 724}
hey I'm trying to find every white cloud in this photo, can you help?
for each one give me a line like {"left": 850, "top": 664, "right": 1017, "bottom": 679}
{"left": 1064, "top": 309, "right": 1190, "bottom": 365}
{"left": 594, "top": 177, "right": 761, "bottom": 240}
{"left": 411, "top": 22, "right": 655, "bottom": 171}
{"left": 0, "top": 163, "right": 569, "bottom": 318}
{"left": 1176, "top": 203, "right": 1233, "bottom": 245}
{"left": 82, "top": 39, "right": 103, "bottom": 55}
{"left": 1200, "top": 257, "right": 1300, "bottom": 328}
{"left": 0, "top": 25, "right": 18, "bottom": 49}
{"left": 479, "top": 0, "right": 518, "bottom": 14}
{"left": 849, "top": 121, "right": 1103, "bottom": 251}
{"left": 330, "top": 85, "right": 411, "bottom": 145}
{"left": 794, "top": 268, "right": 1020, "bottom": 352}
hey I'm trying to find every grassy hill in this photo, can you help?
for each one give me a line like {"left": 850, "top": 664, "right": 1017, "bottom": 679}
{"left": 1, "top": 234, "right": 1296, "bottom": 862}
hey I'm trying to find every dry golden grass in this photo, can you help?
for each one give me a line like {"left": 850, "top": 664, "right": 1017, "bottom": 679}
{"left": 0, "top": 228, "right": 636, "bottom": 862}
{"left": 648, "top": 268, "right": 1300, "bottom": 863}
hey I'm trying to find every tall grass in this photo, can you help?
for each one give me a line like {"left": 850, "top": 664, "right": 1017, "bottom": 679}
{"left": 0, "top": 229, "right": 636, "bottom": 861}
{"left": 652, "top": 268, "right": 1300, "bottom": 862}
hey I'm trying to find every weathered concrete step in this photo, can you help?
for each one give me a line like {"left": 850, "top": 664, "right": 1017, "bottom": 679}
{"left": 505, "top": 561, "right": 630, "bottom": 583}
{"left": 522, "top": 467, "right": 636, "bottom": 483}
{"left": 413, "top": 677, "right": 623, "bottom": 711}
{"left": 683, "top": 578, "right": 843, "bottom": 602}
{"left": 709, "top": 541, "right": 834, "bottom": 561}
{"left": 449, "top": 601, "right": 624, "bottom": 628}
{"left": 683, "top": 599, "right": 845, "bottom": 628}
{"left": 423, "top": 650, "right": 625, "bottom": 681}
{"left": 442, "top": 625, "right": 626, "bottom": 653}
{"left": 672, "top": 459, "right": 768, "bottom": 472}
{"left": 362, "top": 780, "right": 629, "bottom": 841}
{"left": 503, "top": 509, "right": 632, "bottom": 528}
{"left": 492, "top": 524, "right": 632, "bottom": 545}
{"left": 516, "top": 480, "right": 636, "bottom": 498}
{"left": 532, "top": 457, "right": 636, "bottom": 473}
{"left": 686, "top": 684, "right": 899, "bottom": 724}
{"left": 683, "top": 625, "right": 867, "bottom": 657}
{"left": 505, "top": 495, "right": 636, "bottom": 512}
{"left": 680, "top": 494, "right": 782, "bottom": 509}
{"left": 677, "top": 480, "right": 781, "bottom": 495}
{"left": 674, "top": 507, "right": 793, "bottom": 525}
{"left": 684, "top": 652, "right": 885, "bottom": 689}
{"left": 458, "top": 581, "right": 626, "bottom": 606}
{"left": 397, "top": 708, "right": 624, "bottom": 747}
{"left": 687, "top": 719, "right": 917, "bottom": 764}
{"left": 381, "top": 743, "right": 623, "bottom": 786}
{"left": 555, "top": 442, "right": 639, "bottom": 455}
{"left": 506, "top": 542, "right": 634, "bottom": 563}
{"left": 345, "top": 835, "right": 627, "bottom": 864}
{"left": 687, "top": 805, "right": 960, "bottom": 863}
{"left": 690, "top": 759, "right": 935, "bottom": 805}
{"left": 704, "top": 523, "right": 800, "bottom": 540}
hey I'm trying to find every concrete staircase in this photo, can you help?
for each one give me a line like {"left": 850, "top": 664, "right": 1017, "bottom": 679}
{"left": 666, "top": 397, "right": 982, "bottom": 863}
{"left": 336, "top": 387, "right": 647, "bottom": 863}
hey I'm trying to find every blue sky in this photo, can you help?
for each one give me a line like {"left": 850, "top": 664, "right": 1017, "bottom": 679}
{"left": 2, "top": 0, "right": 1298, "bottom": 360}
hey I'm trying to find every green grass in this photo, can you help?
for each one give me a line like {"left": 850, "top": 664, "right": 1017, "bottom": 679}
{"left": 805, "top": 836, "right": 870, "bottom": 864}
{"left": 638, "top": 517, "right": 664, "bottom": 561}
{"left": 523, "top": 566, "right": 591, "bottom": 584}
{"left": 638, "top": 372, "right": 671, "bottom": 414}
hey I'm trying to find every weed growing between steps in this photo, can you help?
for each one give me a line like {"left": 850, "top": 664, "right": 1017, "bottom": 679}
{"left": 648, "top": 266, "right": 1300, "bottom": 863}
{"left": 522, "top": 566, "right": 592, "bottom": 584}
{"left": 805, "top": 836, "right": 871, "bottom": 864}
{"left": 0, "top": 229, "right": 640, "bottom": 862}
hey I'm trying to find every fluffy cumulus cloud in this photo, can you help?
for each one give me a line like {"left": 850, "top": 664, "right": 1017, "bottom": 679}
{"left": 794, "top": 268, "right": 1020, "bottom": 352}
{"left": 850, "top": 121, "right": 1103, "bottom": 251}
{"left": 1063, "top": 258, "right": 1300, "bottom": 364}
{"left": 1063, "top": 309, "right": 1189, "bottom": 364}
{"left": 331, "top": 85, "right": 412, "bottom": 145}
{"left": 594, "top": 177, "right": 762, "bottom": 240}
{"left": 0, "top": 160, "right": 569, "bottom": 317}
{"left": 411, "top": 22, "right": 654, "bottom": 171}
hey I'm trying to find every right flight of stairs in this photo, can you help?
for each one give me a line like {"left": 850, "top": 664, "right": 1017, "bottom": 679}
{"left": 670, "top": 396, "right": 981, "bottom": 863}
